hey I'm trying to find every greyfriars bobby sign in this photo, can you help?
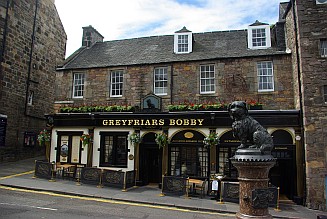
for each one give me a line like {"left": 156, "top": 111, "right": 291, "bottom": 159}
{"left": 141, "top": 93, "right": 161, "bottom": 112}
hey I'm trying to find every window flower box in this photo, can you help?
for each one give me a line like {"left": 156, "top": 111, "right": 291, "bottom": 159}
{"left": 168, "top": 102, "right": 227, "bottom": 112}
{"left": 59, "top": 105, "right": 135, "bottom": 113}
{"left": 247, "top": 100, "right": 263, "bottom": 110}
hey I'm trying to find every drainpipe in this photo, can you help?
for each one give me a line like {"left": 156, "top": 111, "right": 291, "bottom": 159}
{"left": 0, "top": 0, "right": 10, "bottom": 91}
{"left": 170, "top": 64, "right": 173, "bottom": 104}
{"left": 24, "top": 0, "right": 39, "bottom": 116}
{"left": 291, "top": 0, "right": 306, "bottom": 205}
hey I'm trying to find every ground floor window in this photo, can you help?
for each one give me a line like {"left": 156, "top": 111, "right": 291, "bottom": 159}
{"left": 170, "top": 145, "right": 208, "bottom": 178}
{"left": 218, "top": 146, "right": 238, "bottom": 178}
{"left": 100, "top": 132, "right": 128, "bottom": 167}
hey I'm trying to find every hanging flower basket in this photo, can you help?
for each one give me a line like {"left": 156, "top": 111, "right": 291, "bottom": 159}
{"left": 203, "top": 132, "right": 219, "bottom": 148}
{"left": 37, "top": 129, "right": 50, "bottom": 146}
{"left": 155, "top": 132, "right": 170, "bottom": 148}
{"left": 129, "top": 132, "right": 141, "bottom": 145}
{"left": 80, "top": 133, "right": 93, "bottom": 147}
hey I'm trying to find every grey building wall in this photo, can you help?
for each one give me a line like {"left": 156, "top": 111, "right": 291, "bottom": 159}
{"left": 285, "top": 0, "right": 327, "bottom": 211}
{"left": 0, "top": 0, "right": 66, "bottom": 161}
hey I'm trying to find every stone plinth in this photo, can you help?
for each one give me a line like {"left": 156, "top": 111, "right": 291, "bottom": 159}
{"left": 231, "top": 149, "right": 276, "bottom": 219}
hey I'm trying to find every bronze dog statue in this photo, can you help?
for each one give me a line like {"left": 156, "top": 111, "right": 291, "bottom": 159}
{"left": 228, "top": 101, "right": 273, "bottom": 154}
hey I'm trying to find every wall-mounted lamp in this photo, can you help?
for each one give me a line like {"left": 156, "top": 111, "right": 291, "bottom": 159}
{"left": 295, "top": 135, "right": 301, "bottom": 141}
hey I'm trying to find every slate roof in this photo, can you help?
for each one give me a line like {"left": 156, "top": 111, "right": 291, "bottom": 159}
{"left": 58, "top": 29, "right": 287, "bottom": 70}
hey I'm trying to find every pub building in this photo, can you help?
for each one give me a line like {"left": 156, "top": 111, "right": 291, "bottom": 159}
{"left": 49, "top": 16, "right": 304, "bottom": 203}
{"left": 48, "top": 94, "right": 301, "bottom": 201}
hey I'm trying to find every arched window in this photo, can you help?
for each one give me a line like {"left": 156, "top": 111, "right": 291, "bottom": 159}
{"left": 170, "top": 130, "right": 208, "bottom": 178}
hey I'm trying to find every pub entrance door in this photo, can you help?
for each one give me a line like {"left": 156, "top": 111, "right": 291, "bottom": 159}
{"left": 270, "top": 130, "right": 296, "bottom": 200}
{"left": 56, "top": 132, "right": 83, "bottom": 164}
{"left": 139, "top": 132, "right": 162, "bottom": 185}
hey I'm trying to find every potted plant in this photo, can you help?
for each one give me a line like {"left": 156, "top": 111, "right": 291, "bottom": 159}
{"left": 203, "top": 132, "right": 219, "bottom": 148}
{"left": 80, "top": 133, "right": 93, "bottom": 147}
{"left": 37, "top": 129, "right": 51, "bottom": 161}
{"left": 129, "top": 132, "right": 141, "bottom": 146}
{"left": 155, "top": 132, "right": 170, "bottom": 148}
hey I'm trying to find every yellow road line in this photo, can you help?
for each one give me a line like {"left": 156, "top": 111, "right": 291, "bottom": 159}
{"left": 0, "top": 170, "right": 34, "bottom": 180}
{"left": 0, "top": 185, "right": 234, "bottom": 217}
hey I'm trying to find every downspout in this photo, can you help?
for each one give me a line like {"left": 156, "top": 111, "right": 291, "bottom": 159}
{"left": 291, "top": 0, "right": 306, "bottom": 204}
{"left": 0, "top": 0, "right": 10, "bottom": 93}
{"left": 170, "top": 64, "right": 173, "bottom": 104}
{"left": 24, "top": 0, "right": 38, "bottom": 116}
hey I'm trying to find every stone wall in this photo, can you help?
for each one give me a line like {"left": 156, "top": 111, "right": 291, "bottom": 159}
{"left": 0, "top": 0, "right": 66, "bottom": 161}
{"left": 285, "top": 0, "right": 327, "bottom": 211}
{"left": 55, "top": 55, "right": 294, "bottom": 112}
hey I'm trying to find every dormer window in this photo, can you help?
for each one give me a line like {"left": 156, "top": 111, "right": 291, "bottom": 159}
{"left": 174, "top": 27, "right": 192, "bottom": 54}
{"left": 248, "top": 20, "right": 271, "bottom": 49}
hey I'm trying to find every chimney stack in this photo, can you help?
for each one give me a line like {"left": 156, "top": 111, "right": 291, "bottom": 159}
{"left": 82, "top": 25, "right": 104, "bottom": 47}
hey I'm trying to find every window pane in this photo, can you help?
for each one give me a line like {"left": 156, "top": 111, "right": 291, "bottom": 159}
{"left": 252, "top": 28, "right": 266, "bottom": 47}
{"left": 104, "top": 136, "right": 113, "bottom": 164}
{"left": 170, "top": 146, "right": 208, "bottom": 177}
{"left": 73, "top": 73, "right": 85, "bottom": 98}
{"left": 116, "top": 136, "right": 127, "bottom": 166}
{"left": 178, "top": 35, "right": 189, "bottom": 53}
{"left": 200, "top": 65, "right": 215, "bottom": 93}
{"left": 321, "top": 40, "right": 327, "bottom": 57}
{"left": 101, "top": 133, "right": 128, "bottom": 167}
{"left": 324, "top": 85, "right": 327, "bottom": 103}
{"left": 110, "top": 70, "right": 123, "bottom": 97}
{"left": 257, "top": 61, "right": 274, "bottom": 91}
{"left": 154, "top": 67, "right": 168, "bottom": 95}
{"left": 27, "top": 91, "right": 34, "bottom": 105}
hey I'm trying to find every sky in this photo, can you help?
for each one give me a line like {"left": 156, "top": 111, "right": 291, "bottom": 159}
{"left": 55, "top": 0, "right": 287, "bottom": 57}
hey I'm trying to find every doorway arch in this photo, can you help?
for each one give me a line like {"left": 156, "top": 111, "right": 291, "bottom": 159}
{"left": 270, "top": 129, "right": 296, "bottom": 200}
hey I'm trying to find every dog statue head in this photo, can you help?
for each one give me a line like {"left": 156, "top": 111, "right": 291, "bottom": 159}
{"left": 228, "top": 101, "right": 248, "bottom": 121}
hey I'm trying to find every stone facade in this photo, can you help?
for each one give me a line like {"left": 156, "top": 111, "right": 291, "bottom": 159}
{"left": 284, "top": 0, "right": 327, "bottom": 211}
{"left": 54, "top": 54, "right": 294, "bottom": 112}
{"left": 0, "top": 0, "right": 66, "bottom": 161}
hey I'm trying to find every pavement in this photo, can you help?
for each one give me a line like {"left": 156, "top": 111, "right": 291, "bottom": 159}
{"left": 0, "top": 156, "right": 326, "bottom": 219}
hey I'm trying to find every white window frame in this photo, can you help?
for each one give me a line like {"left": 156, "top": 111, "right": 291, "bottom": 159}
{"left": 154, "top": 67, "right": 168, "bottom": 95}
{"left": 320, "top": 39, "right": 327, "bottom": 57}
{"left": 248, "top": 25, "right": 271, "bottom": 49}
{"left": 257, "top": 61, "right": 274, "bottom": 92}
{"left": 200, "top": 64, "right": 215, "bottom": 94}
{"left": 174, "top": 32, "right": 192, "bottom": 54}
{"left": 110, "top": 70, "right": 123, "bottom": 97}
{"left": 72, "top": 72, "right": 85, "bottom": 98}
{"left": 27, "top": 90, "right": 34, "bottom": 105}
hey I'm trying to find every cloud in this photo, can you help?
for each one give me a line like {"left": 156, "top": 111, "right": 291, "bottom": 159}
{"left": 55, "top": 0, "right": 284, "bottom": 57}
